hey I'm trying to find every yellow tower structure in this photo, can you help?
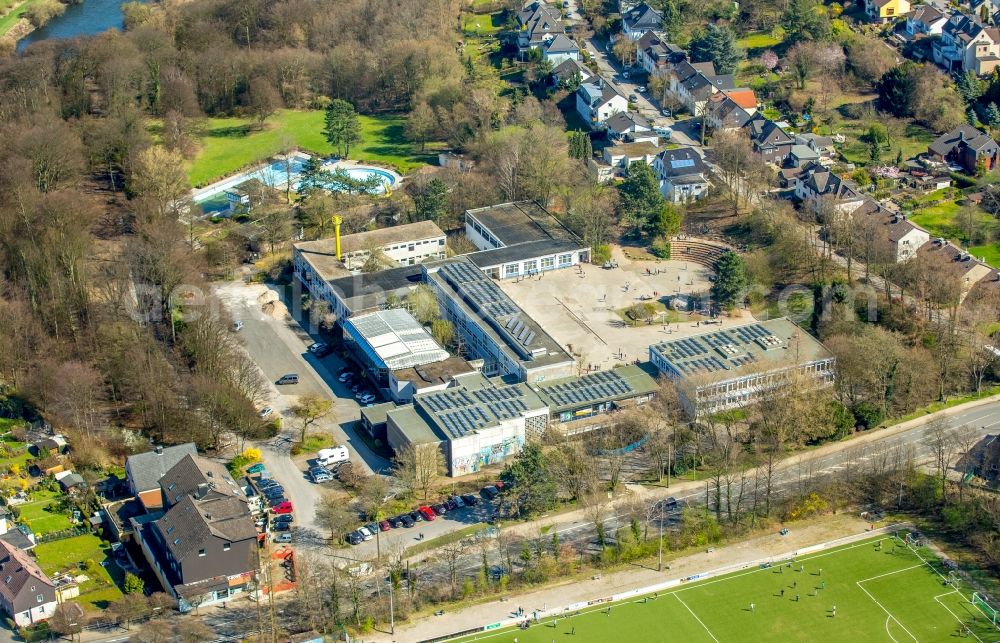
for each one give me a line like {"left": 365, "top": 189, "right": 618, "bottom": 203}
{"left": 332, "top": 215, "right": 343, "bottom": 260}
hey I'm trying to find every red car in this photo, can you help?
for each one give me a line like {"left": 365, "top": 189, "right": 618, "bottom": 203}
{"left": 379, "top": 520, "right": 391, "bottom": 532}
{"left": 417, "top": 506, "right": 436, "bottom": 521}
{"left": 272, "top": 501, "right": 293, "bottom": 514}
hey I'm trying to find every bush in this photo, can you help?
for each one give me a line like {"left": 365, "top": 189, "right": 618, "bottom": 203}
{"left": 25, "top": 0, "right": 65, "bottom": 26}
{"left": 591, "top": 244, "right": 612, "bottom": 265}
{"left": 228, "top": 448, "right": 262, "bottom": 474}
{"left": 650, "top": 237, "right": 672, "bottom": 259}
{"left": 851, "top": 401, "right": 884, "bottom": 429}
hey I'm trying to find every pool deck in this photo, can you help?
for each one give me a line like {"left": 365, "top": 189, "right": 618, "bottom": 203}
{"left": 191, "top": 152, "right": 402, "bottom": 204}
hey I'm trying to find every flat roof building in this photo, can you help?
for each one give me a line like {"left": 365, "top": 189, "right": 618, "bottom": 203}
{"left": 532, "top": 364, "right": 660, "bottom": 435}
{"left": 464, "top": 202, "right": 590, "bottom": 279}
{"left": 386, "top": 373, "right": 549, "bottom": 476}
{"left": 649, "top": 318, "right": 835, "bottom": 417}
{"left": 344, "top": 308, "right": 449, "bottom": 371}
{"left": 388, "top": 355, "right": 479, "bottom": 403}
{"left": 423, "top": 257, "right": 575, "bottom": 382}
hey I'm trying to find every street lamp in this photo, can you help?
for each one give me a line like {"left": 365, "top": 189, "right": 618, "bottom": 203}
{"left": 388, "top": 578, "right": 395, "bottom": 635}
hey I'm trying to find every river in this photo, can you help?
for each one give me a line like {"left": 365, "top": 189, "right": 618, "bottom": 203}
{"left": 17, "top": 0, "right": 142, "bottom": 51}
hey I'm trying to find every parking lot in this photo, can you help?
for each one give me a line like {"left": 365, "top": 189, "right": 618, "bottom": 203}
{"left": 497, "top": 246, "right": 752, "bottom": 368}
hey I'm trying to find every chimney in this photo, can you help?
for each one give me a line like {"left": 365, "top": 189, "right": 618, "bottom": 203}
{"left": 959, "top": 129, "right": 966, "bottom": 143}
{"left": 155, "top": 445, "right": 163, "bottom": 455}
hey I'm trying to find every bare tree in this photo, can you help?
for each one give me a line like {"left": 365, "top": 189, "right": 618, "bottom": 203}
{"left": 290, "top": 394, "right": 333, "bottom": 443}
{"left": 394, "top": 443, "right": 446, "bottom": 502}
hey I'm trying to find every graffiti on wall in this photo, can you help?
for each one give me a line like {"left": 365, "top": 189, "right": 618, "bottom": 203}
{"left": 451, "top": 436, "right": 524, "bottom": 476}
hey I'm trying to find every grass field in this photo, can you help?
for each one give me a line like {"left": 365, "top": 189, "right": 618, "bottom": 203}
{"left": 968, "top": 242, "right": 1000, "bottom": 268}
{"left": 17, "top": 489, "right": 72, "bottom": 535}
{"left": 175, "top": 109, "right": 440, "bottom": 186}
{"left": 462, "top": 12, "right": 502, "bottom": 35}
{"left": 452, "top": 534, "right": 999, "bottom": 642}
{"left": 34, "top": 534, "right": 124, "bottom": 611}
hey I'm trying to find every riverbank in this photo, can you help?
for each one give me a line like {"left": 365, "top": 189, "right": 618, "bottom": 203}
{"left": 0, "top": 0, "right": 39, "bottom": 47}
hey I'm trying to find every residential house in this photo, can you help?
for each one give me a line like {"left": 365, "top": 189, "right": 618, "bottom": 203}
{"left": 669, "top": 61, "right": 735, "bottom": 116}
{"left": 723, "top": 88, "right": 758, "bottom": 114}
{"left": 635, "top": 30, "right": 686, "bottom": 76}
{"left": 133, "top": 454, "right": 258, "bottom": 611}
{"left": 879, "top": 212, "right": 931, "bottom": 262}
{"left": 704, "top": 95, "right": 753, "bottom": 131}
{"left": 55, "top": 471, "right": 85, "bottom": 493}
{"left": 543, "top": 34, "right": 580, "bottom": 65}
{"left": 794, "top": 163, "right": 866, "bottom": 214}
{"left": 906, "top": 5, "right": 948, "bottom": 36}
{"left": 0, "top": 540, "right": 57, "bottom": 627}
{"left": 576, "top": 79, "right": 629, "bottom": 127}
{"left": 865, "top": 0, "right": 909, "bottom": 22}
{"left": 30, "top": 435, "right": 67, "bottom": 458}
{"left": 653, "top": 148, "right": 710, "bottom": 202}
{"left": 550, "top": 58, "right": 593, "bottom": 87}
{"left": 125, "top": 443, "right": 198, "bottom": 511}
{"left": 593, "top": 141, "right": 661, "bottom": 181}
{"left": 743, "top": 116, "right": 795, "bottom": 164}
{"left": 788, "top": 144, "right": 821, "bottom": 167}
{"left": 516, "top": 1, "right": 565, "bottom": 52}
{"left": 605, "top": 111, "right": 658, "bottom": 144}
{"left": 621, "top": 2, "right": 663, "bottom": 40}
{"left": 927, "top": 124, "right": 1000, "bottom": 173}
{"left": 794, "top": 133, "right": 837, "bottom": 160}
{"left": 932, "top": 14, "right": 1000, "bottom": 74}
{"left": 916, "top": 238, "right": 995, "bottom": 300}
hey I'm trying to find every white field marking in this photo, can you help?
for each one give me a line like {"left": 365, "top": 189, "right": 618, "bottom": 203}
{"left": 885, "top": 616, "right": 900, "bottom": 643}
{"left": 855, "top": 580, "right": 919, "bottom": 643}
{"left": 674, "top": 538, "right": 874, "bottom": 595}
{"left": 673, "top": 593, "right": 721, "bottom": 643}
{"left": 856, "top": 563, "right": 925, "bottom": 584}
{"left": 934, "top": 590, "right": 985, "bottom": 643}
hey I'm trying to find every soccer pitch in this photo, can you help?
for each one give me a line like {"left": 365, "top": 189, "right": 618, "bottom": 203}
{"left": 450, "top": 534, "right": 1000, "bottom": 642}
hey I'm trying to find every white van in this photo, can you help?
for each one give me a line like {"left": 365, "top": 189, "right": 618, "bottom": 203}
{"left": 317, "top": 446, "right": 350, "bottom": 467}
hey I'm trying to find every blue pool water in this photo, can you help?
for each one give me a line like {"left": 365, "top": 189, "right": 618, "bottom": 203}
{"left": 194, "top": 156, "right": 396, "bottom": 214}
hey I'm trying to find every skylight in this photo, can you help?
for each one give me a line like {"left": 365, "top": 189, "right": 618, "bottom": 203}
{"left": 671, "top": 159, "right": 695, "bottom": 169}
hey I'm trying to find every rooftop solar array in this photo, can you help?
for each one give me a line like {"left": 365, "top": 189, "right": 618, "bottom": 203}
{"left": 540, "top": 369, "right": 636, "bottom": 409}
{"left": 436, "top": 259, "right": 547, "bottom": 359}
{"left": 416, "top": 380, "right": 542, "bottom": 439}
{"left": 651, "top": 322, "right": 791, "bottom": 376}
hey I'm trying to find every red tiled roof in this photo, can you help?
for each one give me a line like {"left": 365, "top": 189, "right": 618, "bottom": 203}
{"left": 725, "top": 88, "right": 757, "bottom": 109}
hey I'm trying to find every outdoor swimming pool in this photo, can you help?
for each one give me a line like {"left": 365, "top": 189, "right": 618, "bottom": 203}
{"left": 192, "top": 154, "right": 399, "bottom": 214}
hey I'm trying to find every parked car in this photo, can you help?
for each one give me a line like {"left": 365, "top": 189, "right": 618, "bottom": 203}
{"left": 409, "top": 510, "right": 424, "bottom": 523}
{"left": 258, "top": 407, "right": 273, "bottom": 419}
{"left": 308, "top": 342, "right": 331, "bottom": 357}
{"left": 364, "top": 522, "right": 380, "bottom": 536}
{"left": 379, "top": 520, "right": 391, "bottom": 532}
{"left": 358, "top": 526, "right": 374, "bottom": 541}
{"left": 431, "top": 503, "right": 448, "bottom": 516}
{"left": 272, "top": 501, "right": 293, "bottom": 514}
{"left": 353, "top": 389, "right": 369, "bottom": 399}
{"left": 338, "top": 372, "right": 354, "bottom": 383}
{"left": 655, "top": 127, "right": 672, "bottom": 138}
{"left": 452, "top": 495, "right": 465, "bottom": 508}
{"left": 273, "top": 514, "right": 294, "bottom": 524}
{"left": 400, "top": 514, "right": 415, "bottom": 528}
{"left": 628, "top": 93, "right": 638, "bottom": 102}
{"left": 461, "top": 494, "right": 479, "bottom": 506}
{"left": 273, "top": 522, "right": 291, "bottom": 532}
{"left": 257, "top": 478, "right": 278, "bottom": 489}
{"left": 233, "top": 320, "right": 244, "bottom": 332}
{"left": 310, "top": 470, "right": 332, "bottom": 483}
{"left": 662, "top": 108, "right": 671, "bottom": 117}
{"left": 445, "top": 497, "right": 459, "bottom": 511}
{"left": 418, "top": 506, "right": 437, "bottom": 521}
{"left": 247, "top": 463, "right": 266, "bottom": 474}
{"left": 273, "top": 533, "right": 292, "bottom": 544}
{"left": 388, "top": 515, "right": 405, "bottom": 528}
{"left": 480, "top": 485, "right": 500, "bottom": 500}
{"left": 345, "top": 531, "right": 363, "bottom": 545}
{"left": 493, "top": 481, "right": 505, "bottom": 491}
{"left": 276, "top": 374, "right": 299, "bottom": 385}
{"left": 268, "top": 495, "right": 288, "bottom": 508}
{"left": 637, "top": 86, "right": 647, "bottom": 93}
{"left": 264, "top": 486, "right": 285, "bottom": 499}
{"left": 359, "top": 394, "right": 377, "bottom": 404}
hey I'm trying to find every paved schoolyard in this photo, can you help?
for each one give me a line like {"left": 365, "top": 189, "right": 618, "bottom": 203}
{"left": 498, "top": 246, "right": 753, "bottom": 370}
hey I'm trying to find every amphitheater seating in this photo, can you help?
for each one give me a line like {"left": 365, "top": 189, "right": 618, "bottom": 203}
{"left": 670, "top": 239, "right": 732, "bottom": 269}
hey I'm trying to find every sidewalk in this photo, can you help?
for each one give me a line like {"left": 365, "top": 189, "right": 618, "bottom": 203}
{"left": 381, "top": 514, "right": 870, "bottom": 642}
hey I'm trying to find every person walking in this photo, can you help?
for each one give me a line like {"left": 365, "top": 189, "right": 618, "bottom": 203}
{"left": 780, "top": 588, "right": 785, "bottom": 597}
{"left": 750, "top": 603, "right": 755, "bottom": 613}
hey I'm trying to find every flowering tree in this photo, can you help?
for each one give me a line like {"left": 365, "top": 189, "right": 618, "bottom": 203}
{"left": 761, "top": 49, "right": 778, "bottom": 71}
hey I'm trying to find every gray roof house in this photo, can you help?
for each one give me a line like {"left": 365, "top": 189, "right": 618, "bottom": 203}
{"left": 622, "top": 2, "right": 664, "bottom": 39}
{"left": 654, "top": 148, "right": 710, "bottom": 203}
{"left": 575, "top": 79, "right": 629, "bottom": 128}
{"left": 0, "top": 540, "right": 57, "bottom": 627}
{"left": 550, "top": 58, "right": 593, "bottom": 86}
{"left": 125, "top": 443, "right": 198, "bottom": 511}
{"left": 543, "top": 34, "right": 580, "bottom": 64}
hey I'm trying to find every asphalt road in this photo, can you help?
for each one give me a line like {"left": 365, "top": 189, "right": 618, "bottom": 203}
{"left": 363, "top": 399, "right": 1000, "bottom": 591}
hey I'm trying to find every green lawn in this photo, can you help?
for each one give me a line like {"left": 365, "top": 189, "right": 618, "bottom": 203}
{"left": 839, "top": 121, "right": 937, "bottom": 166}
{"left": 737, "top": 32, "right": 782, "bottom": 51}
{"left": 462, "top": 12, "right": 503, "bottom": 35}
{"left": 0, "top": 0, "right": 37, "bottom": 38}
{"left": 17, "top": 489, "right": 73, "bottom": 535}
{"left": 180, "top": 109, "right": 439, "bottom": 187}
{"left": 452, "top": 534, "right": 997, "bottom": 642}
{"left": 968, "top": 242, "right": 1000, "bottom": 268}
{"left": 34, "top": 534, "right": 124, "bottom": 611}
